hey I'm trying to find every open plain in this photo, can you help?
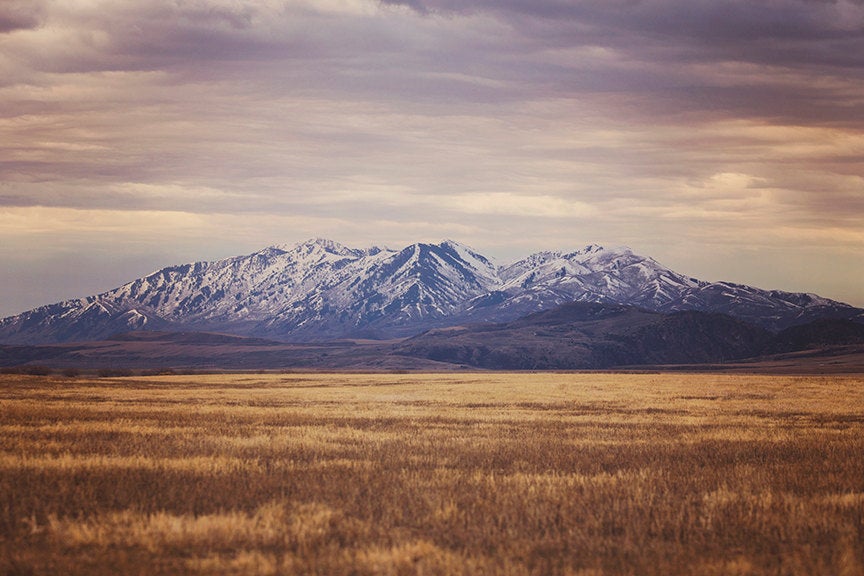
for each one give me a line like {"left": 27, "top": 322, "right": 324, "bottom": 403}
{"left": 1, "top": 372, "right": 863, "bottom": 575}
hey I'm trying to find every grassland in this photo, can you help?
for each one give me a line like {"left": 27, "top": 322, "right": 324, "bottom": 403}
{"left": 1, "top": 372, "right": 863, "bottom": 575}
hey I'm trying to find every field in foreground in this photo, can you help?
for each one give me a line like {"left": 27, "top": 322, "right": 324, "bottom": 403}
{"left": 1, "top": 372, "right": 863, "bottom": 575}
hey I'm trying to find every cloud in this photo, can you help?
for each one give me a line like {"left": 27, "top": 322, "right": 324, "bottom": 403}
{"left": 0, "top": 0, "right": 47, "bottom": 34}
{"left": 0, "top": 0, "right": 862, "bottom": 313}
{"left": 373, "top": 0, "right": 864, "bottom": 124}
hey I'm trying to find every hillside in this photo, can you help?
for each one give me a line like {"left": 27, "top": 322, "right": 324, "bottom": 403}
{"left": 394, "top": 302, "right": 773, "bottom": 370}
{"left": 4, "top": 303, "right": 863, "bottom": 373}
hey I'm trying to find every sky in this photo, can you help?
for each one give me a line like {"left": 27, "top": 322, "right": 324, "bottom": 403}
{"left": 1, "top": 0, "right": 863, "bottom": 317}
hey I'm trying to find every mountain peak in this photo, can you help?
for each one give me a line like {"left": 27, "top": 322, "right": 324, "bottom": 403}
{"left": 297, "top": 238, "right": 355, "bottom": 254}
{"left": 568, "top": 244, "right": 634, "bottom": 258}
{"left": 1, "top": 239, "right": 860, "bottom": 345}
{"left": 581, "top": 243, "right": 605, "bottom": 253}
{"left": 440, "top": 238, "right": 475, "bottom": 251}
{"left": 268, "top": 238, "right": 352, "bottom": 253}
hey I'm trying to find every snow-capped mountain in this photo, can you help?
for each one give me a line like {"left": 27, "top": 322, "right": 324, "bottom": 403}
{"left": 460, "top": 244, "right": 704, "bottom": 323}
{"left": 0, "top": 239, "right": 860, "bottom": 344}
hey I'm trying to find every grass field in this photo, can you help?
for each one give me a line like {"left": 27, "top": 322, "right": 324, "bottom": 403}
{"left": 1, "top": 372, "right": 863, "bottom": 575}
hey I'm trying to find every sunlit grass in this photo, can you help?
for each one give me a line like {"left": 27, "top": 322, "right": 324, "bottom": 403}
{"left": 1, "top": 372, "right": 863, "bottom": 575}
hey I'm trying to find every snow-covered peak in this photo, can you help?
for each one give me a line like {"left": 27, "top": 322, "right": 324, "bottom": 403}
{"left": 297, "top": 238, "right": 359, "bottom": 256}
{"left": 249, "top": 245, "right": 291, "bottom": 260}
{"left": 565, "top": 244, "right": 632, "bottom": 261}
{"left": 1, "top": 238, "right": 859, "bottom": 345}
{"left": 502, "top": 250, "right": 561, "bottom": 271}
{"left": 500, "top": 247, "right": 603, "bottom": 282}
{"left": 364, "top": 245, "right": 392, "bottom": 257}
{"left": 437, "top": 240, "right": 499, "bottom": 284}
{"left": 440, "top": 239, "right": 480, "bottom": 254}
{"left": 266, "top": 238, "right": 350, "bottom": 255}
{"left": 577, "top": 243, "right": 607, "bottom": 254}
{"left": 495, "top": 244, "right": 703, "bottom": 309}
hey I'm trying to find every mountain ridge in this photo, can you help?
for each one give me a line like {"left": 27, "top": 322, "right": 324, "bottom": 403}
{"left": 1, "top": 238, "right": 861, "bottom": 345}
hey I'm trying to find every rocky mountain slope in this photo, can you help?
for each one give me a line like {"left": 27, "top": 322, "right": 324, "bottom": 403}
{"left": 1, "top": 239, "right": 861, "bottom": 344}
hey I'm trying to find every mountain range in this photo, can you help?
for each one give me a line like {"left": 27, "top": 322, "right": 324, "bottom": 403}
{"left": 1, "top": 238, "right": 862, "bottom": 346}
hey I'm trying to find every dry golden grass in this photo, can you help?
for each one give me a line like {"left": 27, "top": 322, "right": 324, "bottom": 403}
{"left": 1, "top": 372, "right": 863, "bottom": 575}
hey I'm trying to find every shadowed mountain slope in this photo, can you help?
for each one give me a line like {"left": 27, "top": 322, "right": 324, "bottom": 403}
{"left": 763, "top": 319, "right": 864, "bottom": 354}
{"left": 3, "top": 306, "right": 864, "bottom": 372}
{"left": 394, "top": 302, "right": 773, "bottom": 370}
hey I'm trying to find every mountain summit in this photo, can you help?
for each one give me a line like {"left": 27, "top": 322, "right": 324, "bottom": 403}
{"left": 1, "top": 239, "right": 860, "bottom": 344}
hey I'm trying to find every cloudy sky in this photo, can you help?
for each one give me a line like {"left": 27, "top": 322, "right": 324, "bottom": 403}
{"left": 1, "top": 0, "right": 863, "bottom": 316}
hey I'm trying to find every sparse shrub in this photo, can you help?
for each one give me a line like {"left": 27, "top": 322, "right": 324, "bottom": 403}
{"left": 96, "top": 368, "right": 134, "bottom": 377}
{"left": 23, "top": 365, "right": 52, "bottom": 376}
{"left": 140, "top": 368, "right": 177, "bottom": 376}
